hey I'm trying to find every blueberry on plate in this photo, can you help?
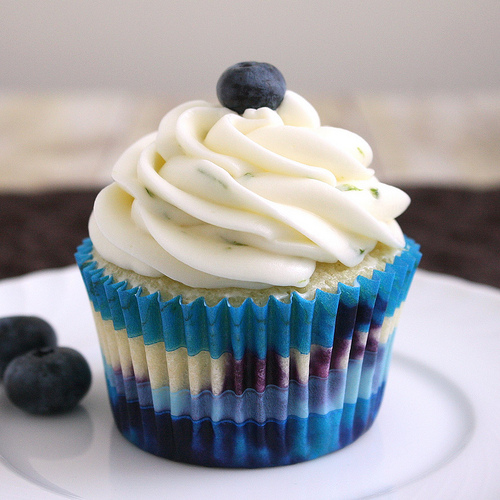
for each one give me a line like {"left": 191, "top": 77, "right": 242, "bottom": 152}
{"left": 0, "top": 316, "right": 57, "bottom": 379}
{"left": 216, "top": 61, "right": 286, "bottom": 115}
{"left": 4, "top": 346, "right": 91, "bottom": 415}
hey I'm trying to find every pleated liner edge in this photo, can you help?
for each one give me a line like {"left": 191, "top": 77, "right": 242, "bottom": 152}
{"left": 75, "top": 236, "right": 421, "bottom": 467}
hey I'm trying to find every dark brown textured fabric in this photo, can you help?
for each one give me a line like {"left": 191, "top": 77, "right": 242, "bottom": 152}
{"left": 0, "top": 190, "right": 96, "bottom": 280}
{"left": 0, "top": 187, "right": 499, "bottom": 288}
{"left": 398, "top": 187, "right": 500, "bottom": 288}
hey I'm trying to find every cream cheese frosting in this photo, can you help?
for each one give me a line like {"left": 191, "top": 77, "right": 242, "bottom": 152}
{"left": 89, "top": 90, "right": 410, "bottom": 289}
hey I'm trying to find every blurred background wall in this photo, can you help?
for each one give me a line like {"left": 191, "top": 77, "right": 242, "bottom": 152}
{"left": 1, "top": 0, "right": 499, "bottom": 98}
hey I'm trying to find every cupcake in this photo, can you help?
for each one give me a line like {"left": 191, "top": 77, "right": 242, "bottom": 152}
{"left": 76, "top": 62, "right": 421, "bottom": 468}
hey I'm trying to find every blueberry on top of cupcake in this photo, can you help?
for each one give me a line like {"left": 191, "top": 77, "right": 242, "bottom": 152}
{"left": 216, "top": 62, "right": 286, "bottom": 114}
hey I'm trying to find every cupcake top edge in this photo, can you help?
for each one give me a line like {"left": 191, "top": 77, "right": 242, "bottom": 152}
{"left": 89, "top": 62, "right": 411, "bottom": 290}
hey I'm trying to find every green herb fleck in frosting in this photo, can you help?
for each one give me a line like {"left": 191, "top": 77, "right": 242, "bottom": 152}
{"left": 198, "top": 168, "right": 228, "bottom": 189}
{"left": 338, "top": 184, "right": 362, "bottom": 192}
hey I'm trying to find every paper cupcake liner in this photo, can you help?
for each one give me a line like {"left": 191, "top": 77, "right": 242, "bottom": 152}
{"left": 76, "top": 237, "right": 421, "bottom": 467}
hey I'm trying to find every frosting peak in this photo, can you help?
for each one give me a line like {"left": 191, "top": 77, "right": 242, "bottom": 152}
{"left": 90, "top": 90, "right": 410, "bottom": 289}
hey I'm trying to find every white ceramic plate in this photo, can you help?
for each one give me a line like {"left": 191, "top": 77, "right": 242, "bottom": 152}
{"left": 0, "top": 267, "right": 499, "bottom": 500}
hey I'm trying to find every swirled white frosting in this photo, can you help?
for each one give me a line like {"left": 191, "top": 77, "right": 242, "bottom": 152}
{"left": 89, "top": 91, "right": 410, "bottom": 289}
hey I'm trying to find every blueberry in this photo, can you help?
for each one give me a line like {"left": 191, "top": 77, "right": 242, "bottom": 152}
{"left": 0, "top": 316, "right": 57, "bottom": 379}
{"left": 4, "top": 346, "right": 91, "bottom": 415}
{"left": 216, "top": 61, "right": 286, "bottom": 115}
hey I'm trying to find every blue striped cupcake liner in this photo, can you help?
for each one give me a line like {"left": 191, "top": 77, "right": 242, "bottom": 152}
{"left": 75, "top": 237, "right": 421, "bottom": 467}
